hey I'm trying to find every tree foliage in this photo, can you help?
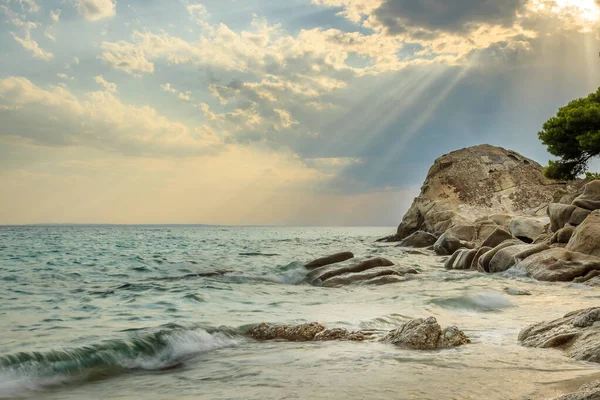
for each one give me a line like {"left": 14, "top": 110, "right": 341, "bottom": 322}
{"left": 539, "top": 87, "right": 600, "bottom": 180}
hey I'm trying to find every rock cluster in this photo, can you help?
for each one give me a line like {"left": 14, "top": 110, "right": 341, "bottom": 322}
{"left": 247, "top": 317, "right": 470, "bottom": 350}
{"left": 304, "top": 254, "right": 418, "bottom": 287}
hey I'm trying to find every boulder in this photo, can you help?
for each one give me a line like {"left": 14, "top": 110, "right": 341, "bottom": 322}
{"left": 433, "top": 232, "right": 475, "bottom": 256}
{"left": 396, "top": 231, "right": 438, "bottom": 248}
{"left": 382, "top": 316, "right": 470, "bottom": 349}
{"left": 508, "top": 217, "right": 549, "bottom": 243}
{"left": 445, "top": 248, "right": 478, "bottom": 270}
{"left": 566, "top": 210, "right": 600, "bottom": 257}
{"left": 548, "top": 203, "right": 576, "bottom": 232}
{"left": 569, "top": 207, "right": 592, "bottom": 227}
{"left": 516, "top": 248, "right": 600, "bottom": 282}
{"left": 388, "top": 145, "right": 566, "bottom": 242}
{"left": 470, "top": 246, "right": 492, "bottom": 270}
{"left": 307, "top": 257, "right": 394, "bottom": 285}
{"left": 573, "top": 180, "right": 600, "bottom": 211}
{"left": 481, "top": 227, "right": 514, "bottom": 248}
{"left": 551, "top": 226, "right": 576, "bottom": 244}
{"left": 478, "top": 239, "right": 522, "bottom": 273}
{"left": 320, "top": 266, "right": 417, "bottom": 287}
{"left": 305, "top": 252, "right": 354, "bottom": 270}
{"left": 519, "top": 308, "right": 600, "bottom": 363}
{"left": 488, "top": 244, "right": 533, "bottom": 273}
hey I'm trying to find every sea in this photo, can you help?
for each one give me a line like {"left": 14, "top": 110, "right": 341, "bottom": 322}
{"left": 1, "top": 225, "right": 599, "bottom": 400}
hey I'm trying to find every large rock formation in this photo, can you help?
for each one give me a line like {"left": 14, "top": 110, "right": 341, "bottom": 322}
{"left": 384, "top": 145, "right": 567, "bottom": 243}
{"left": 247, "top": 317, "right": 470, "bottom": 350}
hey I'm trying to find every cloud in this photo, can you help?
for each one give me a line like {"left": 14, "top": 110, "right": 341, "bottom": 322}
{"left": 0, "top": 76, "right": 224, "bottom": 157}
{"left": 11, "top": 30, "right": 54, "bottom": 60}
{"left": 161, "top": 83, "right": 191, "bottom": 101}
{"left": 57, "top": 73, "right": 74, "bottom": 80}
{"left": 372, "top": 0, "right": 528, "bottom": 35}
{"left": 77, "top": 0, "right": 116, "bottom": 21}
{"left": 50, "top": 9, "right": 60, "bottom": 22}
{"left": 160, "top": 82, "right": 177, "bottom": 93}
{"left": 94, "top": 75, "right": 117, "bottom": 92}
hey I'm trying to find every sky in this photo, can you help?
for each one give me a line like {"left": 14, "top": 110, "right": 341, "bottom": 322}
{"left": 1, "top": 0, "right": 599, "bottom": 225}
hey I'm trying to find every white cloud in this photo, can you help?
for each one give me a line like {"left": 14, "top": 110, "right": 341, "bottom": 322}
{"left": 0, "top": 76, "right": 222, "bottom": 156}
{"left": 77, "top": 0, "right": 116, "bottom": 21}
{"left": 11, "top": 30, "right": 54, "bottom": 60}
{"left": 50, "top": 9, "right": 60, "bottom": 22}
{"left": 56, "top": 73, "right": 74, "bottom": 80}
{"left": 93, "top": 75, "right": 117, "bottom": 92}
{"left": 161, "top": 83, "right": 191, "bottom": 101}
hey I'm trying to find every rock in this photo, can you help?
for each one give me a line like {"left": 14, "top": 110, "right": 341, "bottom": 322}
{"left": 508, "top": 217, "right": 549, "bottom": 243}
{"left": 504, "top": 287, "right": 532, "bottom": 295}
{"left": 569, "top": 207, "right": 592, "bottom": 227}
{"left": 305, "top": 252, "right": 354, "bottom": 270}
{"left": 478, "top": 239, "right": 522, "bottom": 273}
{"left": 387, "top": 145, "right": 566, "bottom": 242}
{"left": 445, "top": 248, "right": 479, "bottom": 270}
{"left": 470, "top": 246, "right": 492, "bottom": 270}
{"left": 548, "top": 203, "right": 576, "bottom": 232}
{"left": 247, "top": 322, "right": 326, "bottom": 341}
{"left": 488, "top": 244, "right": 533, "bottom": 273}
{"left": 573, "top": 181, "right": 600, "bottom": 211}
{"left": 433, "top": 232, "right": 475, "bottom": 256}
{"left": 552, "top": 381, "right": 600, "bottom": 400}
{"left": 307, "top": 257, "right": 394, "bottom": 285}
{"left": 363, "top": 275, "right": 410, "bottom": 285}
{"left": 567, "top": 210, "right": 600, "bottom": 257}
{"left": 446, "top": 225, "right": 478, "bottom": 241}
{"left": 516, "top": 248, "right": 600, "bottom": 282}
{"left": 382, "top": 316, "right": 470, "bottom": 350}
{"left": 320, "top": 266, "right": 417, "bottom": 287}
{"left": 489, "top": 213, "right": 514, "bottom": 227}
{"left": 396, "top": 231, "right": 438, "bottom": 248}
{"left": 402, "top": 248, "right": 432, "bottom": 256}
{"left": 519, "top": 308, "right": 600, "bottom": 363}
{"left": 481, "top": 227, "right": 514, "bottom": 248}
{"left": 552, "top": 226, "right": 576, "bottom": 244}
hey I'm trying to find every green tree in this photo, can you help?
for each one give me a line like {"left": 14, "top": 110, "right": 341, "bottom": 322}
{"left": 539, "top": 87, "right": 600, "bottom": 180}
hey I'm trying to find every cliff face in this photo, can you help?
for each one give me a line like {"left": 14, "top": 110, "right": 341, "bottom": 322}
{"left": 392, "top": 145, "right": 569, "bottom": 241}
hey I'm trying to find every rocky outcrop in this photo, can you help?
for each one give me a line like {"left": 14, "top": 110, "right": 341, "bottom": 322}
{"left": 385, "top": 145, "right": 567, "bottom": 243}
{"left": 519, "top": 308, "right": 600, "bottom": 363}
{"left": 247, "top": 318, "right": 470, "bottom": 350}
{"left": 303, "top": 255, "right": 416, "bottom": 287}
{"left": 566, "top": 211, "right": 600, "bottom": 257}
{"left": 305, "top": 252, "right": 354, "bottom": 270}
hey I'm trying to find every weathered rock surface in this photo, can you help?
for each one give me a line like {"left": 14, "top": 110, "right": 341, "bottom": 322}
{"left": 549, "top": 203, "right": 577, "bottom": 232}
{"left": 445, "top": 248, "right": 478, "bottom": 270}
{"left": 488, "top": 244, "right": 533, "bottom": 273}
{"left": 247, "top": 318, "right": 470, "bottom": 350}
{"left": 573, "top": 181, "right": 600, "bottom": 211}
{"left": 396, "top": 231, "right": 438, "bottom": 248}
{"left": 382, "top": 317, "right": 470, "bottom": 350}
{"left": 516, "top": 248, "right": 600, "bottom": 282}
{"left": 433, "top": 232, "right": 475, "bottom": 256}
{"left": 552, "top": 226, "right": 576, "bottom": 244}
{"left": 567, "top": 211, "right": 600, "bottom": 257}
{"left": 519, "top": 308, "right": 600, "bottom": 363}
{"left": 305, "top": 252, "right": 354, "bottom": 270}
{"left": 387, "top": 145, "right": 567, "bottom": 242}
{"left": 477, "top": 239, "right": 522, "bottom": 272}
{"left": 552, "top": 381, "right": 600, "bottom": 400}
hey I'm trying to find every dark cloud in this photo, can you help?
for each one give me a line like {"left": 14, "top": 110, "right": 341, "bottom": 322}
{"left": 373, "top": 0, "right": 528, "bottom": 35}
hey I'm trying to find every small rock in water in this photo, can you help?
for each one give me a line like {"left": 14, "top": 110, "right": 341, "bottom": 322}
{"left": 504, "top": 287, "right": 532, "bottom": 296}
{"left": 382, "top": 317, "right": 470, "bottom": 350}
{"left": 247, "top": 322, "right": 326, "bottom": 341}
{"left": 305, "top": 252, "right": 354, "bottom": 270}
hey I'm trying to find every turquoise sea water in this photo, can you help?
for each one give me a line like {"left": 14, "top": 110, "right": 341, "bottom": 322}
{"left": 1, "top": 226, "right": 600, "bottom": 399}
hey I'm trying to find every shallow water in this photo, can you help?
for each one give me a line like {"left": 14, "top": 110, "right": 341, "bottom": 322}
{"left": 1, "top": 226, "right": 599, "bottom": 399}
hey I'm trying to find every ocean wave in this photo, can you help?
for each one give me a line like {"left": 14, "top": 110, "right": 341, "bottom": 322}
{"left": 429, "top": 292, "right": 514, "bottom": 312}
{"left": 0, "top": 326, "right": 240, "bottom": 399}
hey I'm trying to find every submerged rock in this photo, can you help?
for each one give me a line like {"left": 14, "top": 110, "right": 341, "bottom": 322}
{"left": 519, "top": 308, "right": 600, "bottom": 363}
{"left": 307, "top": 257, "right": 394, "bottom": 285}
{"left": 382, "top": 317, "right": 470, "bottom": 350}
{"left": 247, "top": 318, "right": 470, "bottom": 350}
{"left": 320, "top": 266, "right": 417, "bottom": 287}
{"left": 504, "top": 287, "right": 532, "bottom": 296}
{"left": 305, "top": 252, "right": 354, "bottom": 270}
